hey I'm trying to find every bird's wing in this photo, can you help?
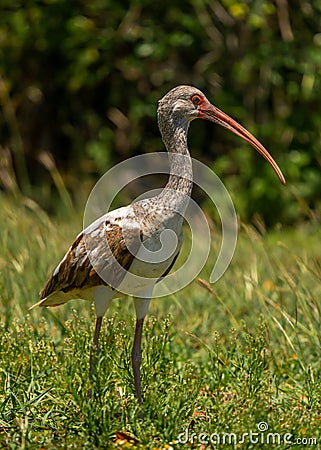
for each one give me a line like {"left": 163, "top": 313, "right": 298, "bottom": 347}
{"left": 31, "top": 206, "right": 141, "bottom": 308}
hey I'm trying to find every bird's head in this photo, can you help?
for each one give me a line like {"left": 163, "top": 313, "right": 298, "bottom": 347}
{"left": 158, "top": 85, "right": 285, "bottom": 184}
{"left": 158, "top": 85, "right": 205, "bottom": 123}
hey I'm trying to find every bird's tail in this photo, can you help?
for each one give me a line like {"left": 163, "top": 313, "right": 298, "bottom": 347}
{"left": 29, "top": 289, "right": 94, "bottom": 310}
{"left": 29, "top": 291, "right": 73, "bottom": 309}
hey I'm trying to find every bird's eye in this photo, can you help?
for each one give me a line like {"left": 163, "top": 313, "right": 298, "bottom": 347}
{"left": 191, "top": 95, "right": 202, "bottom": 106}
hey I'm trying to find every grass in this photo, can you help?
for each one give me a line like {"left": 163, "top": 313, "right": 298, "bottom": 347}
{"left": 0, "top": 193, "right": 321, "bottom": 449}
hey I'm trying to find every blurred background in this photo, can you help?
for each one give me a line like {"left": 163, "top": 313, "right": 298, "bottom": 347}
{"left": 0, "top": 0, "right": 320, "bottom": 226}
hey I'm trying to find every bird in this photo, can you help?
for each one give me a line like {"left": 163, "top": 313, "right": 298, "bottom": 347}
{"left": 30, "top": 85, "right": 285, "bottom": 405}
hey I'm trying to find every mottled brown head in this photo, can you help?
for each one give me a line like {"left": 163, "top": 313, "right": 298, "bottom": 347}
{"left": 158, "top": 85, "right": 285, "bottom": 184}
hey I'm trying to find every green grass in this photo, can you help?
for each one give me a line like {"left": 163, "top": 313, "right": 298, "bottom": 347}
{"left": 1, "top": 193, "right": 321, "bottom": 449}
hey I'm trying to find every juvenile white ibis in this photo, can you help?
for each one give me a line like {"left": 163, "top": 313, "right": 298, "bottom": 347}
{"left": 31, "top": 86, "right": 285, "bottom": 405}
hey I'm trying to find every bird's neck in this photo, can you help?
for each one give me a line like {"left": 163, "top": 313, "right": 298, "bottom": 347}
{"left": 159, "top": 119, "right": 193, "bottom": 201}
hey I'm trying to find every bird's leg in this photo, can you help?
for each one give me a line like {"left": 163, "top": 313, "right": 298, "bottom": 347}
{"left": 132, "top": 296, "right": 151, "bottom": 405}
{"left": 91, "top": 286, "right": 113, "bottom": 373}
{"left": 131, "top": 317, "right": 145, "bottom": 405}
{"left": 90, "top": 315, "right": 103, "bottom": 373}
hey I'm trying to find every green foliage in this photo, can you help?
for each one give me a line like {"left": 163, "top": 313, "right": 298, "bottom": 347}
{"left": 1, "top": 195, "right": 321, "bottom": 448}
{"left": 0, "top": 0, "right": 320, "bottom": 224}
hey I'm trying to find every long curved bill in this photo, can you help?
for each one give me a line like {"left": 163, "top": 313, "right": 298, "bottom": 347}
{"left": 200, "top": 104, "right": 286, "bottom": 185}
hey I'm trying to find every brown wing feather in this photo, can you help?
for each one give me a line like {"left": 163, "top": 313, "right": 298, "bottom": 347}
{"left": 40, "top": 220, "right": 140, "bottom": 301}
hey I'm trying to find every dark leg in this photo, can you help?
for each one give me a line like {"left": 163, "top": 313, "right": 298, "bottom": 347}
{"left": 90, "top": 316, "right": 103, "bottom": 373}
{"left": 131, "top": 317, "right": 145, "bottom": 405}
